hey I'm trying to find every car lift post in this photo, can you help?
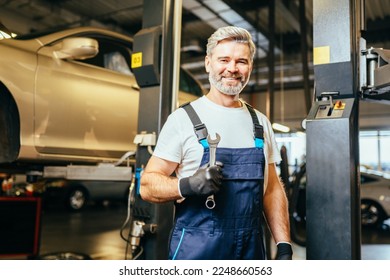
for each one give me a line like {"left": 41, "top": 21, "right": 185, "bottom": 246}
{"left": 131, "top": 0, "right": 181, "bottom": 259}
{"left": 305, "top": 0, "right": 363, "bottom": 259}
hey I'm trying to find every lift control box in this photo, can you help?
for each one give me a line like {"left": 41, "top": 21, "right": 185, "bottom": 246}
{"left": 313, "top": 99, "right": 350, "bottom": 119}
{"left": 305, "top": 96, "right": 360, "bottom": 260}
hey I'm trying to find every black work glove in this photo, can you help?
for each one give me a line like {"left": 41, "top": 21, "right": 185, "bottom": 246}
{"left": 276, "top": 242, "right": 293, "bottom": 260}
{"left": 179, "top": 163, "right": 223, "bottom": 197}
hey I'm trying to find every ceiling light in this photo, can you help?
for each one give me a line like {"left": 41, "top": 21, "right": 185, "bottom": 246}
{"left": 219, "top": 10, "right": 243, "bottom": 23}
{"left": 182, "top": 0, "right": 202, "bottom": 9}
{"left": 203, "top": 0, "right": 230, "bottom": 13}
{"left": 234, "top": 20, "right": 254, "bottom": 31}
{"left": 0, "top": 20, "right": 16, "bottom": 39}
{"left": 192, "top": 7, "right": 216, "bottom": 21}
{"left": 181, "top": 61, "right": 205, "bottom": 70}
{"left": 0, "top": 30, "right": 10, "bottom": 39}
{"left": 208, "top": 18, "right": 228, "bottom": 29}
{"left": 272, "top": 123, "right": 291, "bottom": 133}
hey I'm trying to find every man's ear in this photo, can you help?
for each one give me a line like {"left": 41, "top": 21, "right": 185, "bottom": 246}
{"left": 205, "top": 56, "right": 210, "bottom": 73}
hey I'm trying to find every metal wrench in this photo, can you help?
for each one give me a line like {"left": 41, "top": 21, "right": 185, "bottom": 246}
{"left": 205, "top": 133, "right": 221, "bottom": 209}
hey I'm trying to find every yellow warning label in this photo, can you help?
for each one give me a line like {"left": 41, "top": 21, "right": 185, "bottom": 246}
{"left": 131, "top": 52, "right": 142, "bottom": 68}
{"left": 313, "top": 46, "right": 330, "bottom": 65}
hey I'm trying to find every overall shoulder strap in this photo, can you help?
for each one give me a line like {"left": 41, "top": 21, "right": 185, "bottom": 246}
{"left": 180, "top": 102, "right": 209, "bottom": 148}
{"left": 244, "top": 102, "right": 264, "bottom": 148}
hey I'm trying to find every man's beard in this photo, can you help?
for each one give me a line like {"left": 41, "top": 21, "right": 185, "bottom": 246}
{"left": 209, "top": 72, "right": 248, "bottom": 96}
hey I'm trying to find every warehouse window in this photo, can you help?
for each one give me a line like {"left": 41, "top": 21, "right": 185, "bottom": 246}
{"left": 275, "top": 130, "right": 390, "bottom": 173}
{"left": 360, "top": 130, "right": 390, "bottom": 172}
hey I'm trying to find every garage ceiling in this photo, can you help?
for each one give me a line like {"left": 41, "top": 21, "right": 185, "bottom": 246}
{"left": 0, "top": 0, "right": 390, "bottom": 88}
{"left": 1, "top": 0, "right": 390, "bottom": 99}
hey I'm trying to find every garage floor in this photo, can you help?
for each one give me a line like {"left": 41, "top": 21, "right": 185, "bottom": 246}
{"left": 12, "top": 203, "right": 390, "bottom": 260}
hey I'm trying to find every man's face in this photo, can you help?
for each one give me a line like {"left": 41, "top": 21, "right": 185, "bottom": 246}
{"left": 205, "top": 39, "right": 253, "bottom": 96}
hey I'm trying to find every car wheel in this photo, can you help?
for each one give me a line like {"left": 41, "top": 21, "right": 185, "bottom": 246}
{"left": 66, "top": 186, "right": 88, "bottom": 211}
{"left": 361, "top": 199, "right": 386, "bottom": 227}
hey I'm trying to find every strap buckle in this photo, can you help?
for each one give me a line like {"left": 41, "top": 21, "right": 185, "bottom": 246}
{"left": 254, "top": 123, "right": 264, "bottom": 139}
{"left": 194, "top": 123, "right": 208, "bottom": 141}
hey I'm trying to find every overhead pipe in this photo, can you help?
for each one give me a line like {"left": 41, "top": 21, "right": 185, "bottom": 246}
{"left": 299, "top": 0, "right": 311, "bottom": 114}
{"left": 267, "top": 0, "right": 276, "bottom": 124}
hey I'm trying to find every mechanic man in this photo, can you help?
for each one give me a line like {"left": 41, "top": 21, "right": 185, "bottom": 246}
{"left": 140, "top": 26, "right": 292, "bottom": 260}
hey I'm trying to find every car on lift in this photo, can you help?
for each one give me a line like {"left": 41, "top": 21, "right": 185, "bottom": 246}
{"left": 0, "top": 26, "right": 204, "bottom": 173}
{"left": 360, "top": 169, "right": 390, "bottom": 227}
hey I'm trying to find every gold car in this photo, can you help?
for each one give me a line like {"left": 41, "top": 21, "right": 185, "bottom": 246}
{"left": 0, "top": 27, "right": 203, "bottom": 170}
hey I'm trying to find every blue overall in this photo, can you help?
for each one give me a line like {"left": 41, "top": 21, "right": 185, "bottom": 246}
{"left": 168, "top": 103, "right": 266, "bottom": 260}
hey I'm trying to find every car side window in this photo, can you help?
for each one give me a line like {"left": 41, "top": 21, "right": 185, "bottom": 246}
{"left": 104, "top": 51, "right": 132, "bottom": 75}
{"left": 78, "top": 38, "right": 133, "bottom": 76}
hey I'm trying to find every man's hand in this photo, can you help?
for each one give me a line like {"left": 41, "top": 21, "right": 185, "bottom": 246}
{"left": 179, "top": 163, "right": 223, "bottom": 197}
{"left": 276, "top": 242, "right": 293, "bottom": 260}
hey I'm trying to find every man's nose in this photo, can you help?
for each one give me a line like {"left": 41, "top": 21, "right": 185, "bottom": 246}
{"left": 226, "top": 61, "right": 238, "bottom": 72}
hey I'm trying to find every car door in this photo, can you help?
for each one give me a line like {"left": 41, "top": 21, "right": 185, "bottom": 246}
{"left": 34, "top": 36, "right": 139, "bottom": 161}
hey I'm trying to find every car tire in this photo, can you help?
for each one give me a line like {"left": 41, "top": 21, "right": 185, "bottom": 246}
{"left": 361, "top": 199, "right": 386, "bottom": 227}
{"left": 65, "top": 185, "right": 89, "bottom": 212}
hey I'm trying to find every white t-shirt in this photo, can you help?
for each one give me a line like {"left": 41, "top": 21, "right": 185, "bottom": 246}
{"left": 153, "top": 96, "right": 281, "bottom": 191}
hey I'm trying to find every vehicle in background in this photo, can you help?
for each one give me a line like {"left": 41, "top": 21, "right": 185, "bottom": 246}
{"left": 360, "top": 169, "right": 390, "bottom": 227}
{"left": 287, "top": 164, "right": 390, "bottom": 229}
{"left": 1, "top": 173, "right": 130, "bottom": 211}
{"left": 44, "top": 179, "right": 131, "bottom": 211}
{"left": 0, "top": 26, "right": 204, "bottom": 173}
